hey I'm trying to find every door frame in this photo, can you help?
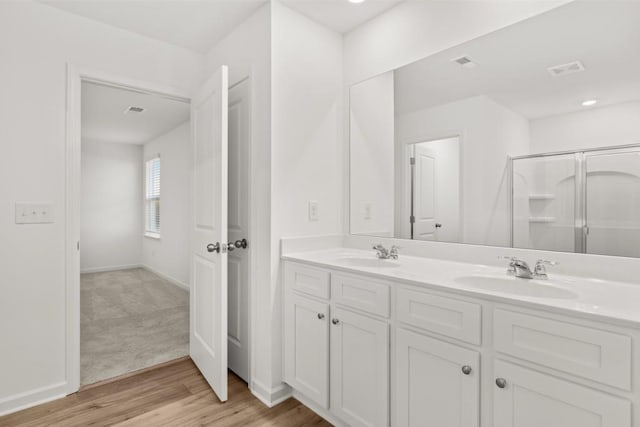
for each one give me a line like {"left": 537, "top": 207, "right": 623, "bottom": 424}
{"left": 65, "top": 64, "right": 254, "bottom": 394}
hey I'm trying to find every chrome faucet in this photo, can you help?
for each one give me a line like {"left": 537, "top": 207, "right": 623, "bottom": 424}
{"left": 373, "top": 244, "right": 399, "bottom": 260}
{"left": 532, "top": 259, "right": 558, "bottom": 280}
{"left": 501, "top": 257, "right": 557, "bottom": 280}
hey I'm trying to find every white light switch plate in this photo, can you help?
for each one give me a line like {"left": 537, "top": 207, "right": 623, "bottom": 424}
{"left": 308, "top": 200, "right": 319, "bottom": 221}
{"left": 15, "top": 202, "right": 55, "bottom": 224}
{"left": 364, "top": 203, "right": 372, "bottom": 220}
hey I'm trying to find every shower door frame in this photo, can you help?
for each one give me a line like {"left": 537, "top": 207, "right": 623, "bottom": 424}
{"left": 509, "top": 142, "right": 640, "bottom": 253}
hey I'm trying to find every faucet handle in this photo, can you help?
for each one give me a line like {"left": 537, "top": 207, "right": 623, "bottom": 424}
{"left": 389, "top": 245, "right": 401, "bottom": 259}
{"left": 499, "top": 256, "right": 517, "bottom": 275}
{"left": 533, "top": 259, "right": 558, "bottom": 279}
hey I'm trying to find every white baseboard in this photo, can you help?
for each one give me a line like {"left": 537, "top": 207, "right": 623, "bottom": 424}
{"left": 0, "top": 381, "right": 67, "bottom": 417}
{"left": 80, "top": 263, "right": 141, "bottom": 274}
{"left": 249, "top": 380, "right": 292, "bottom": 408}
{"left": 141, "top": 264, "right": 189, "bottom": 291}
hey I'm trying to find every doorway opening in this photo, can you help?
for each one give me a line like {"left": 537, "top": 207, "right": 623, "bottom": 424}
{"left": 79, "top": 81, "right": 191, "bottom": 385}
{"left": 67, "top": 67, "right": 252, "bottom": 401}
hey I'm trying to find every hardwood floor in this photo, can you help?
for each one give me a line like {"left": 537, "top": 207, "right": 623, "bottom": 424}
{"left": 0, "top": 358, "right": 331, "bottom": 427}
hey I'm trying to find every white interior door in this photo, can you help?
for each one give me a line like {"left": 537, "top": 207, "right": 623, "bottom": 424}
{"left": 190, "top": 65, "right": 229, "bottom": 402}
{"left": 227, "top": 78, "right": 250, "bottom": 382}
{"left": 413, "top": 144, "right": 437, "bottom": 240}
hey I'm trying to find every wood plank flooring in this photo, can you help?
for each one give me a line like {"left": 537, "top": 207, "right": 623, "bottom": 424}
{"left": 0, "top": 358, "right": 331, "bottom": 427}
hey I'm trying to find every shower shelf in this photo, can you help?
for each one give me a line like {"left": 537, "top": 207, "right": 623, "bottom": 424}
{"left": 528, "top": 194, "right": 555, "bottom": 200}
{"left": 529, "top": 217, "right": 556, "bottom": 223}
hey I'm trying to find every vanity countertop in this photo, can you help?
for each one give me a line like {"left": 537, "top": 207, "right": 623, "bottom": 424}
{"left": 282, "top": 248, "right": 640, "bottom": 328}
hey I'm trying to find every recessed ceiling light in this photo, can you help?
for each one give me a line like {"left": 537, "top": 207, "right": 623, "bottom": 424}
{"left": 348, "top": 0, "right": 366, "bottom": 3}
{"left": 581, "top": 99, "right": 597, "bottom": 107}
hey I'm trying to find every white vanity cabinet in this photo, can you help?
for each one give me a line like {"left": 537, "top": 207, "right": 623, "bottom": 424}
{"left": 493, "top": 360, "right": 631, "bottom": 427}
{"left": 282, "top": 259, "right": 637, "bottom": 427}
{"left": 396, "top": 328, "right": 480, "bottom": 426}
{"left": 283, "top": 262, "right": 390, "bottom": 427}
{"left": 330, "top": 307, "right": 389, "bottom": 427}
{"left": 283, "top": 292, "right": 330, "bottom": 408}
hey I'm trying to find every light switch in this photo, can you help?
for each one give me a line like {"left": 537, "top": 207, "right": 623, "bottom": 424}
{"left": 364, "top": 203, "right": 372, "bottom": 220}
{"left": 15, "top": 202, "right": 55, "bottom": 224}
{"left": 308, "top": 200, "right": 319, "bottom": 221}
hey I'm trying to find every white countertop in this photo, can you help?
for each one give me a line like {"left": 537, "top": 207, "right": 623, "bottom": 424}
{"left": 282, "top": 248, "right": 640, "bottom": 328}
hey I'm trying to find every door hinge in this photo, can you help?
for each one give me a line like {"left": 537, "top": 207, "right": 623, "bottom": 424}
{"left": 410, "top": 157, "right": 415, "bottom": 165}
{"left": 410, "top": 215, "right": 415, "bottom": 224}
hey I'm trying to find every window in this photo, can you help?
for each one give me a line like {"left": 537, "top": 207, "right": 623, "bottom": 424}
{"left": 145, "top": 157, "right": 161, "bottom": 237}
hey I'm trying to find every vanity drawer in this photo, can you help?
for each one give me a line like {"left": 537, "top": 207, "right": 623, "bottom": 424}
{"left": 331, "top": 273, "right": 390, "bottom": 318}
{"left": 494, "top": 309, "right": 632, "bottom": 390}
{"left": 397, "top": 288, "right": 482, "bottom": 345}
{"left": 285, "top": 262, "right": 330, "bottom": 299}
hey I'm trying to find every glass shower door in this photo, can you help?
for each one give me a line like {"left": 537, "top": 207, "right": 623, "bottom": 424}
{"left": 585, "top": 149, "right": 640, "bottom": 257}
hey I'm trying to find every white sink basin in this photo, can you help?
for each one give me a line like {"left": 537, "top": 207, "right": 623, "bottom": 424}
{"left": 339, "top": 257, "right": 401, "bottom": 269}
{"left": 454, "top": 275, "right": 578, "bottom": 299}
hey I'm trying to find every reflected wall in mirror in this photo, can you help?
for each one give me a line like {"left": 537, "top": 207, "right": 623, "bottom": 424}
{"left": 349, "top": 1, "right": 640, "bottom": 258}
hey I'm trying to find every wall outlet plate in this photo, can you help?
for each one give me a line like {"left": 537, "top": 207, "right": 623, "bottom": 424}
{"left": 15, "top": 202, "right": 55, "bottom": 224}
{"left": 364, "top": 203, "right": 372, "bottom": 220}
{"left": 308, "top": 200, "right": 319, "bottom": 221}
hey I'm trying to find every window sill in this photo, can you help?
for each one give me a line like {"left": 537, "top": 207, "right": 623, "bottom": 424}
{"left": 144, "top": 232, "right": 161, "bottom": 240}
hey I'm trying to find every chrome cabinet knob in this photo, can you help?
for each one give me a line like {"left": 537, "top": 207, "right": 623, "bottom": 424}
{"left": 227, "top": 241, "right": 236, "bottom": 252}
{"left": 332, "top": 318, "right": 340, "bottom": 325}
{"left": 235, "top": 238, "right": 248, "bottom": 249}
{"left": 317, "top": 313, "right": 325, "bottom": 320}
{"left": 207, "top": 243, "right": 220, "bottom": 253}
{"left": 461, "top": 365, "right": 472, "bottom": 375}
{"left": 495, "top": 378, "right": 507, "bottom": 389}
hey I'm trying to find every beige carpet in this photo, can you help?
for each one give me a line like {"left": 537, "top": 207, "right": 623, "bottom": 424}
{"left": 81, "top": 268, "right": 189, "bottom": 385}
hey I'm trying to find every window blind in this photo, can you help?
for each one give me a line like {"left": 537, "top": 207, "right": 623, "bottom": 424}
{"left": 145, "top": 157, "right": 161, "bottom": 235}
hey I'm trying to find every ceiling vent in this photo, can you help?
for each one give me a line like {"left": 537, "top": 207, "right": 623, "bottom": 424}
{"left": 124, "top": 106, "right": 146, "bottom": 114}
{"left": 547, "top": 60, "right": 585, "bottom": 77}
{"left": 451, "top": 55, "right": 477, "bottom": 69}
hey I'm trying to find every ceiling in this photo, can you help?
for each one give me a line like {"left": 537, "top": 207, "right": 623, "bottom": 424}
{"left": 81, "top": 82, "right": 190, "bottom": 145}
{"left": 41, "top": 0, "right": 403, "bottom": 54}
{"left": 393, "top": 1, "right": 640, "bottom": 119}
{"left": 280, "top": 0, "right": 403, "bottom": 33}
{"left": 41, "top": 0, "right": 265, "bottom": 53}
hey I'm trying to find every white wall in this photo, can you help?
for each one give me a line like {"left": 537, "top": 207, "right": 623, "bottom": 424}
{"left": 396, "top": 96, "right": 530, "bottom": 246}
{"left": 204, "top": 3, "right": 277, "bottom": 402}
{"left": 80, "top": 141, "right": 142, "bottom": 272}
{"left": 530, "top": 101, "right": 640, "bottom": 153}
{"left": 0, "top": 1, "right": 204, "bottom": 414}
{"left": 142, "top": 122, "right": 190, "bottom": 287}
{"left": 350, "top": 71, "right": 394, "bottom": 236}
{"left": 270, "top": 0, "right": 343, "bottom": 397}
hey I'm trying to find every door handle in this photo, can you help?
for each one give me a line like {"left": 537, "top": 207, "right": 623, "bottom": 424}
{"left": 435, "top": 223, "right": 442, "bottom": 228}
{"left": 207, "top": 242, "right": 220, "bottom": 253}
{"left": 227, "top": 239, "right": 248, "bottom": 251}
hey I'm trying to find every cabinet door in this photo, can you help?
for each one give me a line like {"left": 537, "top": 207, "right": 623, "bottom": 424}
{"left": 494, "top": 360, "right": 631, "bottom": 427}
{"left": 396, "top": 328, "right": 479, "bottom": 427}
{"left": 330, "top": 307, "right": 389, "bottom": 427}
{"left": 283, "top": 293, "right": 329, "bottom": 408}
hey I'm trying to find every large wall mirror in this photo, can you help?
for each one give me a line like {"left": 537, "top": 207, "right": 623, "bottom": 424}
{"left": 349, "top": 1, "right": 640, "bottom": 258}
